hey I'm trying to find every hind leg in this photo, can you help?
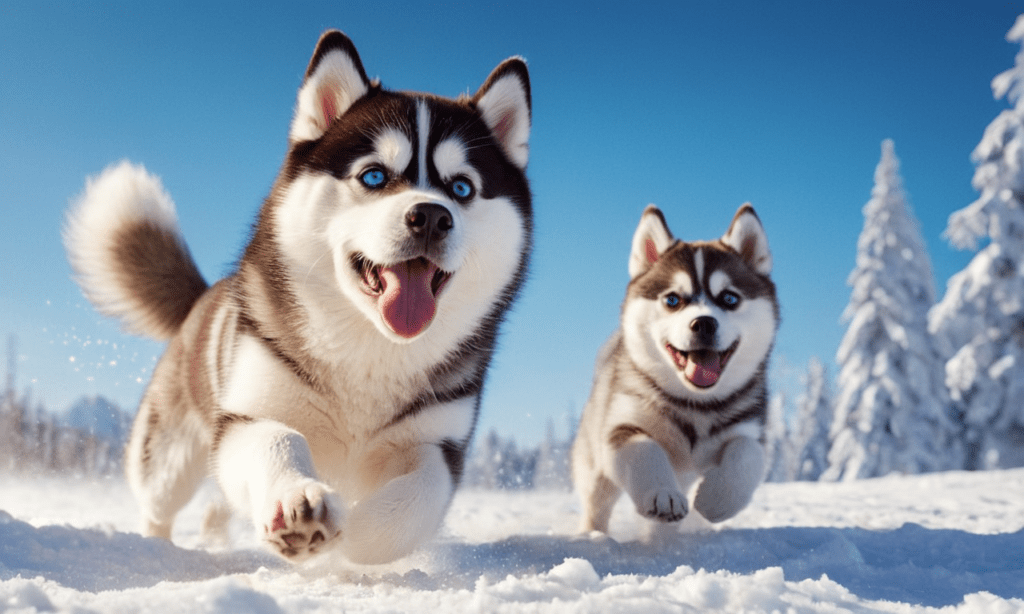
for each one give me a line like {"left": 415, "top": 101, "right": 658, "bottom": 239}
{"left": 572, "top": 436, "right": 621, "bottom": 533}
{"left": 125, "top": 396, "right": 210, "bottom": 539}
{"left": 577, "top": 472, "right": 620, "bottom": 533}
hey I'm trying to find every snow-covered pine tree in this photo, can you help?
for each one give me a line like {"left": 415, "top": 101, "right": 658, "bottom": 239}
{"left": 824, "top": 139, "right": 958, "bottom": 481}
{"left": 790, "top": 357, "right": 833, "bottom": 481}
{"left": 534, "top": 418, "right": 572, "bottom": 490}
{"left": 463, "top": 429, "right": 503, "bottom": 489}
{"left": 929, "top": 16, "right": 1024, "bottom": 470}
{"left": 763, "top": 392, "right": 793, "bottom": 482}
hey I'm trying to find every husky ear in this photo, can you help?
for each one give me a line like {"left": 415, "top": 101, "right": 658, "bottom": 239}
{"left": 629, "top": 205, "right": 675, "bottom": 279}
{"left": 289, "top": 30, "right": 372, "bottom": 143}
{"left": 722, "top": 203, "right": 772, "bottom": 275}
{"left": 473, "top": 58, "right": 531, "bottom": 170}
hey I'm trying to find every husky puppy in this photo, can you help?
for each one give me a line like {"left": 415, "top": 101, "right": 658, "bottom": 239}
{"left": 571, "top": 204, "right": 778, "bottom": 533}
{"left": 64, "top": 30, "right": 532, "bottom": 564}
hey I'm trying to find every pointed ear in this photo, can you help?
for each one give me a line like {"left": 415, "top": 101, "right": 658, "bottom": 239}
{"left": 722, "top": 203, "right": 772, "bottom": 275}
{"left": 629, "top": 205, "right": 675, "bottom": 279}
{"left": 473, "top": 58, "right": 531, "bottom": 170}
{"left": 289, "top": 30, "right": 372, "bottom": 142}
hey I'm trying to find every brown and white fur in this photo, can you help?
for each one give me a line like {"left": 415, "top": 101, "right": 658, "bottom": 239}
{"left": 571, "top": 204, "right": 778, "bottom": 533}
{"left": 64, "top": 30, "right": 532, "bottom": 564}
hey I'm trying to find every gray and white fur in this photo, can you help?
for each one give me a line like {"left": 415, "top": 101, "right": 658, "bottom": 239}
{"left": 572, "top": 204, "right": 778, "bottom": 533}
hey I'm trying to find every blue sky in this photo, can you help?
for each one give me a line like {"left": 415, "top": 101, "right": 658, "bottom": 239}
{"left": 1, "top": 1, "right": 1021, "bottom": 445}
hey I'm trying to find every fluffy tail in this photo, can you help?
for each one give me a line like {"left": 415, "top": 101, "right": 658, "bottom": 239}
{"left": 64, "top": 161, "right": 208, "bottom": 340}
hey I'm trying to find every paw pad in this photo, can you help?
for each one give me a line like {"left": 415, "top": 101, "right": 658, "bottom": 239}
{"left": 263, "top": 484, "right": 342, "bottom": 561}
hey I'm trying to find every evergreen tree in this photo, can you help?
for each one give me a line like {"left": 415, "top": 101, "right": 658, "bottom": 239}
{"left": 1, "top": 334, "right": 21, "bottom": 472}
{"left": 791, "top": 357, "right": 833, "bottom": 481}
{"left": 825, "top": 139, "right": 957, "bottom": 481}
{"left": 763, "top": 392, "right": 792, "bottom": 482}
{"left": 929, "top": 15, "right": 1024, "bottom": 469}
{"left": 534, "top": 418, "right": 572, "bottom": 491}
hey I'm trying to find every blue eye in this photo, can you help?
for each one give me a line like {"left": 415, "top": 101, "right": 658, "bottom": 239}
{"left": 720, "top": 291, "right": 741, "bottom": 308}
{"left": 360, "top": 168, "right": 386, "bottom": 188}
{"left": 451, "top": 178, "right": 474, "bottom": 200}
{"left": 664, "top": 293, "right": 681, "bottom": 309}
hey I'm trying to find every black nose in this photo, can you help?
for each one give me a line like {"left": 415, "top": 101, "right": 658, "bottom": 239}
{"left": 690, "top": 316, "right": 718, "bottom": 338}
{"left": 406, "top": 203, "right": 453, "bottom": 242}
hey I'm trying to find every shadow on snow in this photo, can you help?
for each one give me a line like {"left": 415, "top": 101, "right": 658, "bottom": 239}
{"left": 0, "top": 510, "right": 279, "bottom": 592}
{"left": 430, "top": 524, "right": 1024, "bottom": 607}
{"left": 2, "top": 508, "right": 1021, "bottom": 607}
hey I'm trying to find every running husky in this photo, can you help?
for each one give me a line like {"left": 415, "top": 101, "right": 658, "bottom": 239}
{"left": 64, "top": 30, "right": 532, "bottom": 564}
{"left": 572, "top": 204, "right": 778, "bottom": 533}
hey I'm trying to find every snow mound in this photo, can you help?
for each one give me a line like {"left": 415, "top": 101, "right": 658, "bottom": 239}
{"left": 1, "top": 471, "right": 1023, "bottom": 613}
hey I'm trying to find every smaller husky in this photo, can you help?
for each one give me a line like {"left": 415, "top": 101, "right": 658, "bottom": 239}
{"left": 572, "top": 204, "right": 778, "bottom": 533}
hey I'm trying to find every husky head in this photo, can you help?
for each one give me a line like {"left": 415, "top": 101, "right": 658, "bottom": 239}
{"left": 622, "top": 204, "right": 778, "bottom": 401}
{"left": 262, "top": 31, "right": 531, "bottom": 347}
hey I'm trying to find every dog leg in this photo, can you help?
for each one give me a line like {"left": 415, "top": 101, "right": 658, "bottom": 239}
{"left": 577, "top": 472, "right": 620, "bottom": 533}
{"left": 200, "top": 495, "right": 233, "bottom": 549}
{"left": 612, "top": 436, "right": 687, "bottom": 523}
{"left": 214, "top": 418, "right": 343, "bottom": 561}
{"left": 572, "top": 427, "right": 620, "bottom": 533}
{"left": 125, "top": 393, "right": 209, "bottom": 540}
{"left": 338, "top": 442, "right": 454, "bottom": 565}
{"left": 693, "top": 435, "right": 765, "bottom": 522}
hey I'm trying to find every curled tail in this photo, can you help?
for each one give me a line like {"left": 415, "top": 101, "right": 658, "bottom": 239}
{"left": 64, "top": 161, "right": 208, "bottom": 340}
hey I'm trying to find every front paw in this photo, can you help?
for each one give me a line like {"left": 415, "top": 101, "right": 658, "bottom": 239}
{"left": 263, "top": 481, "right": 343, "bottom": 561}
{"left": 693, "top": 471, "right": 752, "bottom": 523}
{"left": 637, "top": 488, "right": 687, "bottom": 523}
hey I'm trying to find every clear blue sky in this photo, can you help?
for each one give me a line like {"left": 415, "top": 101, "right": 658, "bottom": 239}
{"left": 1, "top": 1, "right": 1020, "bottom": 445}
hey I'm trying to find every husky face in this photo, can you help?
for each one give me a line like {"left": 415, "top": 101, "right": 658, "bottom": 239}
{"left": 623, "top": 205, "right": 778, "bottom": 401}
{"left": 272, "top": 33, "right": 531, "bottom": 345}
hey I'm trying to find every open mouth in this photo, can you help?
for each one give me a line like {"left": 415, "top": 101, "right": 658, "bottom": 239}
{"left": 665, "top": 340, "right": 739, "bottom": 389}
{"left": 352, "top": 254, "right": 452, "bottom": 338}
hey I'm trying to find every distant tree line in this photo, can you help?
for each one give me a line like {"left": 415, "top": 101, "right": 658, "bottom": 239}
{"left": 462, "top": 420, "right": 574, "bottom": 491}
{"left": 1, "top": 340, "right": 129, "bottom": 478}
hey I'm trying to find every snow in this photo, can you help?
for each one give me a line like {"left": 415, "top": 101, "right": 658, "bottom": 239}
{"left": 2, "top": 470, "right": 1022, "bottom": 613}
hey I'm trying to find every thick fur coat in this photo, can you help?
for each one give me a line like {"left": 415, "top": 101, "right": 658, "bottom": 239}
{"left": 65, "top": 30, "right": 532, "bottom": 564}
{"left": 572, "top": 204, "right": 778, "bottom": 533}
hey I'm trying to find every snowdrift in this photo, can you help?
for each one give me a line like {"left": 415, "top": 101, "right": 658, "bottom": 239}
{"left": 1, "top": 470, "right": 1022, "bottom": 613}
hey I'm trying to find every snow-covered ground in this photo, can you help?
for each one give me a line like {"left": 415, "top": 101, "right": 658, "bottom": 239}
{"left": 1, "top": 469, "right": 1022, "bottom": 613}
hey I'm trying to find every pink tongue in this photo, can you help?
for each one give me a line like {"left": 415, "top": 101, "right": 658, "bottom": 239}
{"left": 379, "top": 259, "right": 438, "bottom": 338}
{"left": 685, "top": 352, "right": 722, "bottom": 388}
